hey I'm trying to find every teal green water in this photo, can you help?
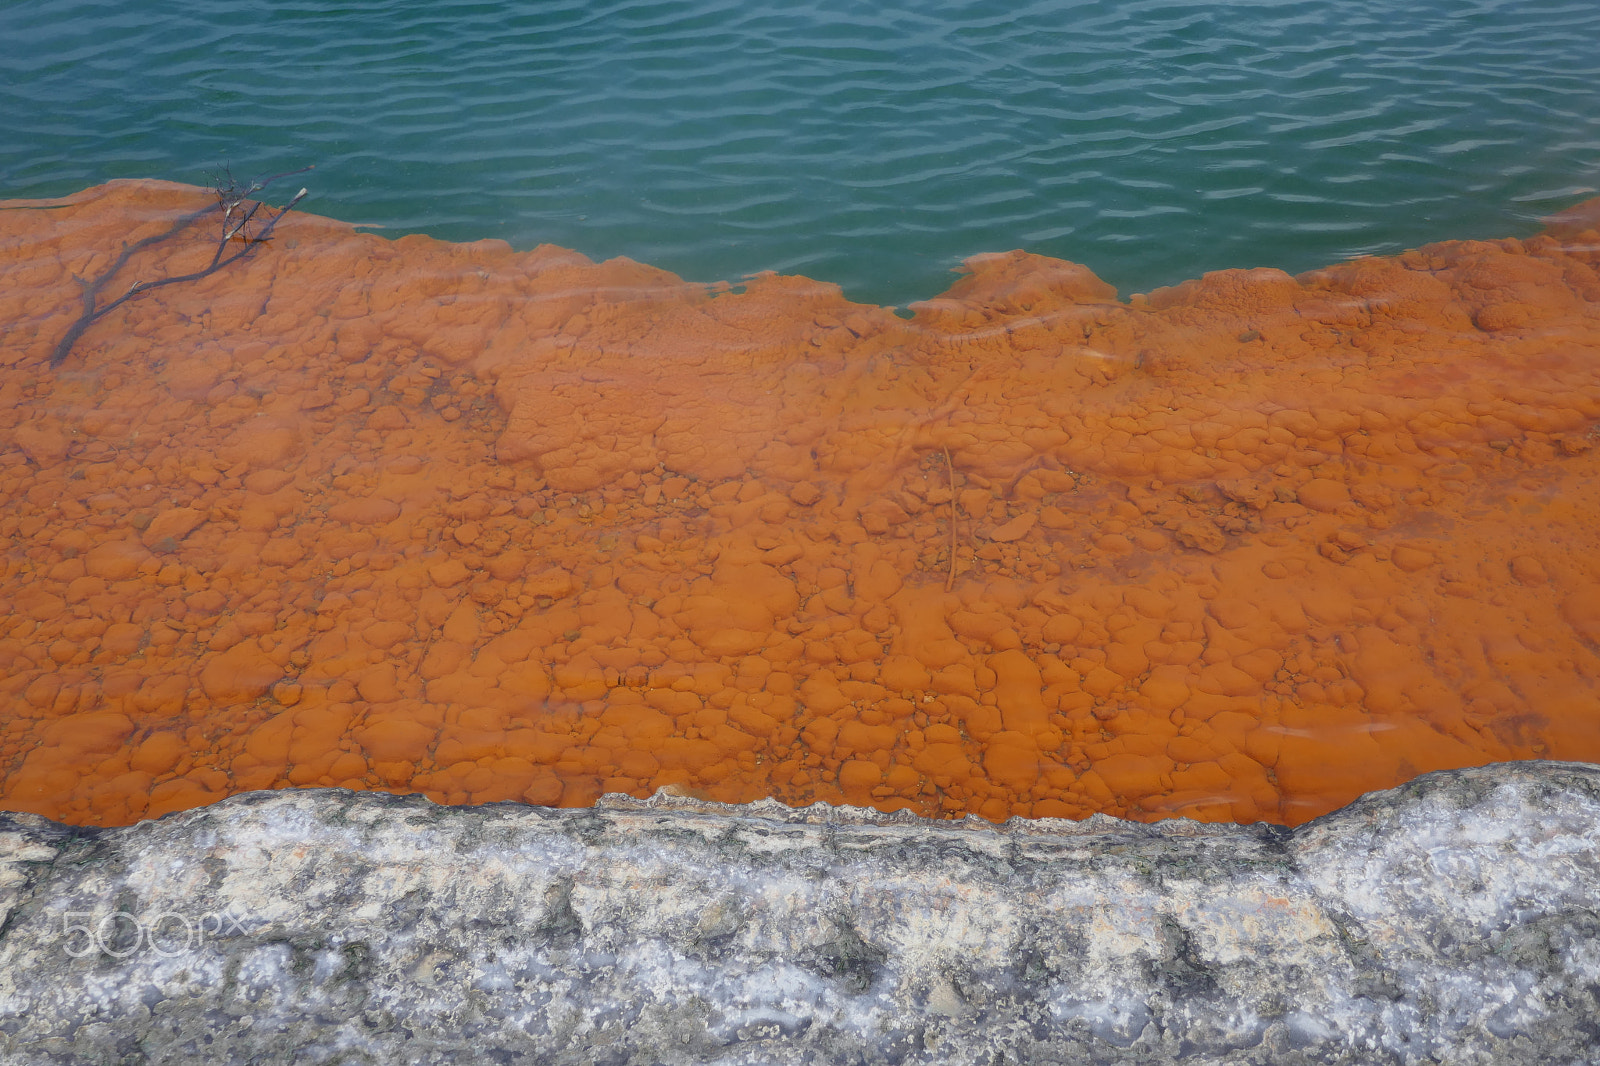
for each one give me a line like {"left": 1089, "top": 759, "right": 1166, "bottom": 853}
{"left": 3, "top": 0, "right": 1598, "bottom": 306}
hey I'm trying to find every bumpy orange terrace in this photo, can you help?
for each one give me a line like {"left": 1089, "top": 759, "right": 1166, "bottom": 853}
{"left": 2, "top": 180, "right": 1598, "bottom": 829}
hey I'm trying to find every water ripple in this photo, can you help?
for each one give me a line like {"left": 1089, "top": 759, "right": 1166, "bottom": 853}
{"left": 2, "top": 0, "right": 1598, "bottom": 304}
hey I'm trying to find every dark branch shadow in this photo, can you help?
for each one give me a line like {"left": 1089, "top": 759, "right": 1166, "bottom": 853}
{"left": 49, "top": 165, "right": 314, "bottom": 369}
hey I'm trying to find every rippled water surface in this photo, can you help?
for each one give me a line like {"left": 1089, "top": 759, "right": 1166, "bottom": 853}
{"left": 4, "top": 0, "right": 1600, "bottom": 303}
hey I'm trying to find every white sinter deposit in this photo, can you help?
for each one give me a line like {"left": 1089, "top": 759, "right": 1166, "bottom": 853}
{"left": 1, "top": 760, "right": 1598, "bottom": 1064}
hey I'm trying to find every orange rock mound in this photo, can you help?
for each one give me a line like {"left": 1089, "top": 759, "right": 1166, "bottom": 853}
{"left": 2, "top": 179, "right": 1599, "bottom": 829}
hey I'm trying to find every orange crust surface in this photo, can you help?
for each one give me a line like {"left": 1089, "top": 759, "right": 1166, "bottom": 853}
{"left": 2, "top": 180, "right": 1599, "bottom": 827}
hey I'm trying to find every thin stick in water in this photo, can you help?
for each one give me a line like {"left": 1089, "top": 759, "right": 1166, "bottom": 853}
{"left": 49, "top": 165, "right": 312, "bottom": 368}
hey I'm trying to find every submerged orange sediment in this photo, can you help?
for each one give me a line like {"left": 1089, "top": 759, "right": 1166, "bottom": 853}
{"left": 2, "top": 180, "right": 1599, "bottom": 828}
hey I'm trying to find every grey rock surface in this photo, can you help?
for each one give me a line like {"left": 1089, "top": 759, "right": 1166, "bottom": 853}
{"left": 1, "top": 761, "right": 1598, "bottom": 1065}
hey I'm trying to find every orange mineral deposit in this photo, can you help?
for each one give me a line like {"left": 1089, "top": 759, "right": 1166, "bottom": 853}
{"left": 2, "top": 178, "right": 1599, "bottom": 829}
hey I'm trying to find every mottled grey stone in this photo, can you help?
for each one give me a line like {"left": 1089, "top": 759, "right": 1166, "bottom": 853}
{"left": 1, "top": 761, "right": 1598, "bottom": 1065}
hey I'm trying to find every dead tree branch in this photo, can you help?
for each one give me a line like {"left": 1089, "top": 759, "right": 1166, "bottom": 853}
{"left": 49, "top": 165, "right": 313, "bottom": 368}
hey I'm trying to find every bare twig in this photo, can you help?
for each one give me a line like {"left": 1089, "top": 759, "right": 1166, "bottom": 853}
{"left": 49, "top": 165, "right": 313, "bottom": 368}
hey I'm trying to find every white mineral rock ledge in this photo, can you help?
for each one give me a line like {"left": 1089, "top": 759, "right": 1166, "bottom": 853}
{"left": 1, "top": 760, "right": 1597, "bottom": 1065}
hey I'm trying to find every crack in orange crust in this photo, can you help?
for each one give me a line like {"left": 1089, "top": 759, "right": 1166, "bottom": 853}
{"left": 2, "top": 180, "right": 1599, "bottom": 829}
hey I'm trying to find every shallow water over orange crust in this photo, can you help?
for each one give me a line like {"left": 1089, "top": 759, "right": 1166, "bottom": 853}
{"left": 3, "top": 181, "right": 1600, "bottom": 829}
